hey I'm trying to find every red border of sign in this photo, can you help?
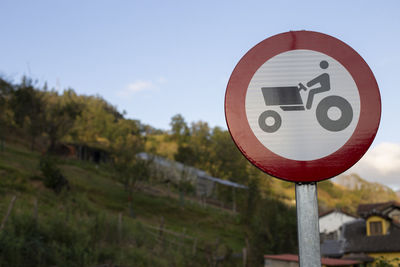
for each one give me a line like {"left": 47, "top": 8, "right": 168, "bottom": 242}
{"left": 225, "top": 31, "right": 381, "bottom": 182}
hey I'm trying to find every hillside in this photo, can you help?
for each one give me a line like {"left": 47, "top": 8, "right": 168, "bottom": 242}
{"left": 265, "top": 174, "right": 399, "bottom": 214}
{"left": 0, "top": 141, "right": 248, "bottom": 266}
{"left": 144, "top": 132, "right": 399, "bottom": 216}
{"left": 0, "top": 77, "right": 301, "bottom": 266}
{"left": 1, "top": 76, "right": 398, "bottom": 266}
{"left": 2, "top": 135, "right": 399, "bottom": 266}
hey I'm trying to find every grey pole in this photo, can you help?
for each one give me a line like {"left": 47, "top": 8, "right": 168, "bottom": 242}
{"left": 295, "top": 182, "right": 321, "bottom": 267}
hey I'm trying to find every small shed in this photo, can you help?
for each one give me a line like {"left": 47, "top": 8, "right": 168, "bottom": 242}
{"left": 74, "top": 144, "right": 110, "bottom": 163}
{"left": 136, "top": 152, "right": 247, "bottom": 198}
{"left": 52, "top": 143, "right": 110, "bottom": 163}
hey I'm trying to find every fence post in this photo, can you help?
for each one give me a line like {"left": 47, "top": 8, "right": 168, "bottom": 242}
{"left": 242, "top": 247, "right": 247, "bottom": 267}
{"left": 181, "top": 228, "right": 186, "bottom": 248}
{"left": 33, "top": 198, "right": 38, "bottom": 222}
{"left": 213, "top": 238, "right": 220, "bottom": 267}
{"left": 232, "top": 187, "right": 236, "bottom": 212}
{"left": 118, "top": 212, "right": 122, "bottom": 243}
{"left": 158, "top": 216, "right": 165, "bottom": 242}
{"left": 192, "top": 238, "right": 198, "bottom": 255}
{"left": 245, "top": 237, "right": 250, "bottom": 266}
{"left": 1, "top": 195, "right": 17, "bottom": 231}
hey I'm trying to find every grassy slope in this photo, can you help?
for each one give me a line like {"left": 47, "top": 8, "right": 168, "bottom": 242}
{"left": 0, "top": 142, "right": 245, "bottom": 260}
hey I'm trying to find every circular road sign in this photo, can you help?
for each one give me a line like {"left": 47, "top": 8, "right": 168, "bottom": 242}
{"left": 225, "top": 31, "right": 381, "bottom": 182}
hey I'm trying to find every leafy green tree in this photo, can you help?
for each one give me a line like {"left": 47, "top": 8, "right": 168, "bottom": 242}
{"left": 42, "top": 89, "right": 83, "bottom": 151}
{"left": 70, "top": 96, "right": 116, "bottom": 146}
{"left": 174, "top": 145, "right": 196, "bottom": 166}
{"left": 112, "top": 130, "right": 146, "bottom": 191}
{"left": 208, "top": 127, "right": 248, "bottom": 181}
{"left": 187, "top": 120, "right": 212, "bottom": 170}
{"left": 112, "top": 132, "right": 146, "bottom": 218}
{"left": 169, "top": 114, "right": 190, "bottom": 144}
{"left": 246, "top": 196, "right": 298, "bottom": 266}
{"left": 10, "top": 77, "right": 35, "bottom": 126}
{"left": 10, "top": 77, "right": 44, "bottom": 150}
{"left": 243, "top": 177, "right": 261, "bottom": 225}
{"left": 0, "top": 77, "right": 14, "bottom": 150}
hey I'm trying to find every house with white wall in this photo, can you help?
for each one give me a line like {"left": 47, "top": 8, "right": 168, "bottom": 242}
{"left": 319, "top": 210, "right": 358, "bottom": 240}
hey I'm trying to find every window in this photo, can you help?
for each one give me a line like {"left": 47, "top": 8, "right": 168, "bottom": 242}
{"left": 369, "top": 221, "right": 383, "bottom": 235}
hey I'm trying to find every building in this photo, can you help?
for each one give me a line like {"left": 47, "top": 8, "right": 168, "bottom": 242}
{"left": 136, "top": 152, "right": 247, "bottom": 198}
{"left": 357, "top": 201, "right": 400, "bottom": 224}
{"left": 344, "top": 202, "right": 400, "bottom": 263}
{"left": 321, "top": 201, "right": 400, "bottom": 265}
{"left": 264, "top": 254, "right": 360, "bottom": 267}
{"left": 319, "top": 210, "right": 358, "bottom": 240}
{"left": 54, "top": 143, "right": 110, "bottom": 163}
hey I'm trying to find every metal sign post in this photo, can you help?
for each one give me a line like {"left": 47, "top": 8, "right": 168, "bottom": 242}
{"left": 296, "top": 183, "right": 321, "bottom": 267}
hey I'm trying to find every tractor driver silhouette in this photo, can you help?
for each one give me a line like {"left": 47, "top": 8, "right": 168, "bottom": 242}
{"left": 300, "top": 60, "right": 331, "bottom": 110}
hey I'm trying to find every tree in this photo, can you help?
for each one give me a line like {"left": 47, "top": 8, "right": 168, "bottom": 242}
{"left": 209, "top": 127, "right": 248, "bottom": 181}
{"left": 42, "top": 90, "right": 83, "bottom": 152}
{"left": 187, "top": 120, "right": 212, "bottom": 170}
{"left": 246, "top": 196, "right": 298, "bottom": 266}
{"left": 10, "top": 77, "right": 44, "bottom": 150}
{"left": 0, "top": 78, "right": 14, "bottom": 150}
{"left": 169, "top": 114, "right": 189, "bottom": 144}
{"left": 69, "top": 95, "right": 116, "bottom": 146}
{"left": 170, "top": 116, "right": 213, "bottom": 170}
{"left": 111, "top": 127, "right": 146, "bottom": 191}
{"left": 174, "top": 145, "right": 196, "bottom": 166}
{"left": 111, "top": 132, "right": 146, "bottom": 218}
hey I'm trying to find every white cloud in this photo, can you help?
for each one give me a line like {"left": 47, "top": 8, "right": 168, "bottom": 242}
{"left": 344, "top": 142, "right": 400, "bottom": 190}
{"left": 362, "top": 143, "right": 400, "bottom": 174}
{"left": 118, "top": 78, "right": 167, "bottom": 97}
{"left": 118, "top": 80, "right": 155, "bottom": 97}
{"left": 128, "top": 81, "right": 153, "bottom": 93}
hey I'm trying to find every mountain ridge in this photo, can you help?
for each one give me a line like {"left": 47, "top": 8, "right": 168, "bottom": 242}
{"left": 333, "top": 173, "right": 395, "bottom": 193}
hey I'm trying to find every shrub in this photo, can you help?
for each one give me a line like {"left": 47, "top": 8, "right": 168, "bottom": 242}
{"left": 0, "top": 211, "right": 94, "bottom": 267}
{"left": 374, "top": 257, "right": 400, "bottom": 267}
{"left": 39, "top": 156, "right": 69, "bottom": 194}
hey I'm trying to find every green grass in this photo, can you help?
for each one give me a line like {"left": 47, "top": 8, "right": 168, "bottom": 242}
{"left": 0, "top": 142, "right": 245, "bottom": 266}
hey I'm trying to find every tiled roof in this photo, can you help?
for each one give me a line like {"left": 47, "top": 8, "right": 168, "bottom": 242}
{"left": 357, "top": 201, "right": 400, "bottom": 217}
{"left": 342, "top": 253, "right": 374, "bottom": 263}
{"left": 343, "top": 218, "right": 400, "bottom": 253}
{"left": 321, "top": 240, "right": 344, "bottom": 258}
{"left": 264, "top": 254, "right": 360, "bottom": 266}
{"left": 319, "top": 209, "right": 357, "bottom": 218}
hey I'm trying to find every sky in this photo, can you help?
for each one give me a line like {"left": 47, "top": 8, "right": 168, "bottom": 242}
{"left": 1, "top": 0, "right": 400, "bottom": 190}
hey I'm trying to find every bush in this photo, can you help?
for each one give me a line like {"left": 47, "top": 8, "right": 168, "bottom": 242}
{"left": 0, "top": 211, "right": 93, "bottom": 267}
{"left": 374, "top": 257, "right": 400, "bottom": 267}
{"left": 39, "top": 156, "right": 69, "bottom": 194}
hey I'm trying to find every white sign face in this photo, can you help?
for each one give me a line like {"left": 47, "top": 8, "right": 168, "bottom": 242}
{"left": 245, "top": 49, "right": 361, "bottom": 161}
